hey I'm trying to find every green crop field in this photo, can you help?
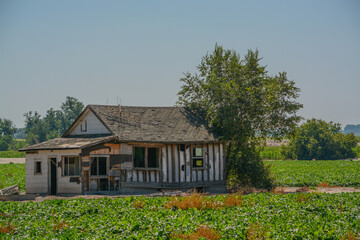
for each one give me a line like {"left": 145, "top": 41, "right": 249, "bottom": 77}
{"left": 0, "top": 164, "right": 25, "bottom": 192}
{"left": 259, "top": 146, "right": 284, "bottom": 160}
{"left": 0, "top": 151, "right": 25, "bottom": 158}
{"left": 1, "top": 160, "right": 360, "bottom": 193}
{"left": 267, "top": 160, "right": 360, "bottom": 187}
{"left": 0, "top": 193, "right": 359, "bottom": 239}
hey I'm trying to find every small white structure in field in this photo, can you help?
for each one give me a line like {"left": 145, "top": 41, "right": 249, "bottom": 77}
{"left": 20, "top": 105, "right": 226, "bottom": 194}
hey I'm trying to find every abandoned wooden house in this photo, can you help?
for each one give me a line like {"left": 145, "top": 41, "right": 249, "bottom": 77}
{"left": 20, "top": 105, "right": 227, "bottom": 194}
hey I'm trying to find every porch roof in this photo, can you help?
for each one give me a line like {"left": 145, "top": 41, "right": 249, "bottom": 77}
{"left": 19, "top": 135, "right": 116, "bottom": 151}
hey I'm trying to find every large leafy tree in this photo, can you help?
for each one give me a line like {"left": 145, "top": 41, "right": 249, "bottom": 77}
{"left": 0, "top": 118, "right": 16, "bottom": 150}
{"left": 178, "top": 44, "right": 302, "bottom": 190}
{"left": 24, "top": 96, "right": 84, "bottom": 144}
{"left": 282, "top": 119, "right": 358, "bottom": 160}
{"left": 59, "top": 96, "right": 84, "bottom": 133}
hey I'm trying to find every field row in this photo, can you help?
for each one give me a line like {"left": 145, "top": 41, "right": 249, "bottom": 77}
{"left": 0, "top": 193, "right": 359, "bottom": 239}
{"left": 1, "top": 160, "right": 360, "bottom": 193}
{"left": 266, "top": 160, "right": 360, "bottom": 187}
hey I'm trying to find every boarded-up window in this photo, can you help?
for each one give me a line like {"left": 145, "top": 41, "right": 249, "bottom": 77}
{"left": 134, "top": 147, "right": 145, "bottom": 168}
{"left": 192, "top": 147, "right": 203, "bottom": 168}
{"left": 63, "top": 156, "right": 80, "bottom": 176}
{"left": 34, "top": 160, "right": 42, "bottom": 174}
{"left": 91, "top": 157, "right": 107, "bottom": 176}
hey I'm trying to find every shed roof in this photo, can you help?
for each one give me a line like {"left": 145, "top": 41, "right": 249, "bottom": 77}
{"left": 20, "top": 135, "right": 116, "bottom": 151}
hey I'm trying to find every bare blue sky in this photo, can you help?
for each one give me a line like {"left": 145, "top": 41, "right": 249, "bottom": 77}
{"left": 0, "top": 0, "right": 359, "bottom": 128}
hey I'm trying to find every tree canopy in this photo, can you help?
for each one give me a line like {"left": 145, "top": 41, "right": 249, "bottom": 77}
{"left": 177, "top": 44, "right": 302, "bottom": 189}
{"left": 282, "top": 119, "right": 358, "bottom": 160}
{"left": 24, "top": 96, "right": 84, "bottom": 145}
{"left": 0, "top": 118, "right": 16, "bottom": 151}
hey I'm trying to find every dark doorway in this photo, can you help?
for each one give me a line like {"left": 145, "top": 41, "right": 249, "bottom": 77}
{"left": 50, "top": 158, "right": 57, "bottom": 195}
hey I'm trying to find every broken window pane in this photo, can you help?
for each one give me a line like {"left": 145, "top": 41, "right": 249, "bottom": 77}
{"left": 148, "top": 148, "right": 159, "bottom": 168}
{"left": 63, "top": 156, "right": 80, "bottom": 176}
{"left": 99, "top": 157, "right": 107, "bottom": 175}
{"left": 134, "top": 147, "right": 145, "bottom": 168}
{"left": 91, "top": 157, "right": 107, "bottom": 175}
{"left": 91, "top": 158, "right": 98, "bottom": 175}
{"left": 100, "top": 178, "right": 108, "bottom": 191}
{"left": 193, "top": 148, "right": 203, "bottom": 157}
{"left": 35, "top": 161, "right": 41, "bottom": 174}
{"left": 192, "top": 147, "right": 204, "bottom": 168}
{"left": 68, "top": 157, "right": 75, "bottom": 175}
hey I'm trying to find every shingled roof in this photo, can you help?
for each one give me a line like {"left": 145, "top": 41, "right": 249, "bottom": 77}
{"left": 20, "top": 105, "right": 219, "bottom": 151}
{"left": 20, "top": 135, "right": 116, "bottom": 151}
{"left": 83, "top": 105, "right": 218, "bottom": 143}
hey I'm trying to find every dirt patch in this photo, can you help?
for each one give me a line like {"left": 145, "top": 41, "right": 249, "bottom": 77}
{"left": 0, "top": 158, "right": 25, "bottom": 164}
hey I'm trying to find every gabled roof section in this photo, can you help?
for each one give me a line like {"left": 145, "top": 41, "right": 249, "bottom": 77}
{"left": 63, "top": 106, "right": 114, "bottom": 137}
{"left": 88, "top": 105, "right": 218, "bottom": 143}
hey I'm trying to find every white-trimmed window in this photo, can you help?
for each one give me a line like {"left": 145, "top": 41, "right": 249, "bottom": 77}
{"left": 63, "top": 156, "right": 80, "bottom": 176}
{"left": 192, "top": 147, "right": 204, "bottom": 168}
{"left": 34, "top": 159, "right": 42, "bottom": 175}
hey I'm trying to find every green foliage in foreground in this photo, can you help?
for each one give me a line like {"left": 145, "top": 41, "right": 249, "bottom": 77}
{"left": 0, "top": 164, "right": 25, "bottom": 191}
{"left": 0, "top": 193, "right": 359, "bottom": 239}
{"left": 267, "top": 160, "right": 360, "bottom": 187}
{"left": 0, "top": 151, "right": 25, "bottom": 158}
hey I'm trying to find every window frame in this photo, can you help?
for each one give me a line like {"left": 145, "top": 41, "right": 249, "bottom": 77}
{"left": 62, "top": 156, "right": 80, "bottom": 176}
{"left": 192, "top": 146, "right": 204, "bottom": 168}
{"left": 133, "top": 146, "right": 160, "bottom": 169}
{"left": 80, "top": 120, "right": 87, "bottom": 132}
{"left": 90, "top": 156, "right": 109, "bottom": 176}
{"left": 34, "top": 159, "right": 42, "bottom": 175}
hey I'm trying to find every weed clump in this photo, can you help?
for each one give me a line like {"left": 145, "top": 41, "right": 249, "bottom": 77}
{"left": 171, "top": 225, "right": 221, "bottom": 240}
{"left": 296, "top": 193, "right": 312, "bottom": 202}
{"left": 246, "top": 223, "right": 268, "bottom": 240}
{"left": 165, "top": 189, "right": 242, "bottom": 210}
{"left": 317, "top": 182, "right": 330, "bottom": 187}
{"left": 133, "top": 199, "right": 145, "bottom": 209}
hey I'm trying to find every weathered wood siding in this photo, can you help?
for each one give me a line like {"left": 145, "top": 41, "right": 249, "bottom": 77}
{"left": 70, "top": 110, "right": 110, "bottom": 135}
{"left": 25, "top": 149, "right": 82, "bottom": 194}
{"left": 25, "top": 142, "right": 225, "bottom": 194}
{"left": 121, "top": 143, "right": 225, "bottom": 185}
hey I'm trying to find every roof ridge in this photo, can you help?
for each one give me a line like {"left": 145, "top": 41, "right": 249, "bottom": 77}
{"left": 88, "top": 104, "right": 183, "bottom": 109}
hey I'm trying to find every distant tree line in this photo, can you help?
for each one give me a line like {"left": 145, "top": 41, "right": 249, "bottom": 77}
{"left": 282, "top": 119, "right": 358, "bottom": 160}
{"left": 343, "top": 124, "right": 360, "bottom": 136}
{"left": 0, "top": 96, "right": 84, "bottom": 151}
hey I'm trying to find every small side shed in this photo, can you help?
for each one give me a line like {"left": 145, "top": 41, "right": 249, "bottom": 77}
{"left": 20, "top": 105, "right": 227, "bottom": 194}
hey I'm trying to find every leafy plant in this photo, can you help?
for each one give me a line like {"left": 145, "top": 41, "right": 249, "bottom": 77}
{"left": 0, "top": 193, "right": 359, "bottom": 239}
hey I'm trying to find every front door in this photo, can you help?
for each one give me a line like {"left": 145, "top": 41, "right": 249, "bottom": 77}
{"left": 50, "top": 158, "right": 57, "bottom": 195}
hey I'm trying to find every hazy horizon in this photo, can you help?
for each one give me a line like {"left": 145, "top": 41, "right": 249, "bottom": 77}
{"left": 1, "top": 0, "right": 359, "bottom": 128}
